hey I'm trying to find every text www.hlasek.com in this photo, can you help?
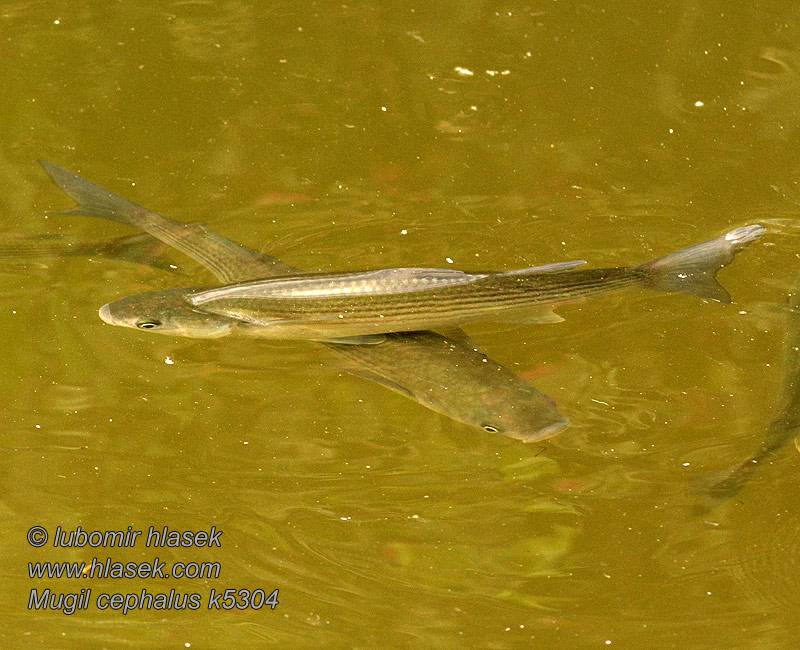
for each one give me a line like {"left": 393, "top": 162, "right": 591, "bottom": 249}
{"left": 29, "top": 557, "right": 220, "bottom": 580}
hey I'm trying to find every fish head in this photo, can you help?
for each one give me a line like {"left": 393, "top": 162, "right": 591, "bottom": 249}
{"left": 98, "top": 287, "right": 237, "bottom": 339}
{"left": 349, "top": 330, "right": 571, "bottom": 443}
{"left": 468, "top": 383, "right": 569, "bottom": 443}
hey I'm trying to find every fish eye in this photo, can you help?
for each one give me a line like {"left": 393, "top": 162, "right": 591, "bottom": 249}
{"left": 136, "top": 320, "right": 162, "bottom": 330}
{"left": 482, "top": 424, "right": 501, "bottom": 433}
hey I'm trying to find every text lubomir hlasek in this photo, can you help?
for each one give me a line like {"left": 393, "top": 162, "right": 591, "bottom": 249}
{"left": 49, "top": 526, "right": 221, "bottom": 548}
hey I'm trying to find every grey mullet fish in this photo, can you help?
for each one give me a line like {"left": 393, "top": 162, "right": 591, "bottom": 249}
{"left": 691, "top": 271, "right": 800, "bottom": 507}
{"left": 39, "top": 161, "right": 569, "bottom": 441}
{"left": 91, "top": 224, "right": 765, "bottom": 343}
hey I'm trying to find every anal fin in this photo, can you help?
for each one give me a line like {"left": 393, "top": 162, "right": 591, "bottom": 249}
{"left": 321, "top": 334, "right": 388, "bottom": 345}
{"left": 509, "top": 307, "right": 565, "bottom": 324}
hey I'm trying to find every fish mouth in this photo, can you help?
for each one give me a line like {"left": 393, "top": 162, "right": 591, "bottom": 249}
{"left": 519, "top": 417, "right": 570, "bottom": 443}
{"left": 98, "top": 303, "right": 114, "bottom": 324}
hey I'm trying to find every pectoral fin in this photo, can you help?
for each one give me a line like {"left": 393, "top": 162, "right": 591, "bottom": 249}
{"left": 343, "top": 368, "right": 415, "bottom": 397}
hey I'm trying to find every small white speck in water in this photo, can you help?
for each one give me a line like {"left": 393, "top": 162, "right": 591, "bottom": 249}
{"left": 165, "top": 357, "right": 174, "bottom": 365}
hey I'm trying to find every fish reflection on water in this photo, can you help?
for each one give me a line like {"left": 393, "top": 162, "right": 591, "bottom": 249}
{"left": 39, "top": 161, "right": 567, "bottom": 441}
{"left": 692, "top": 272, "right": 800, "bottom": 506}
{"left": 0, "top": 232, "right": 181, "bottom": 274}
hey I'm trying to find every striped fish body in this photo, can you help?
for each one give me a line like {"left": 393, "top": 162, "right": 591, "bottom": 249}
{"left": 190, "top": 266, "right": 643, "bottom": 339}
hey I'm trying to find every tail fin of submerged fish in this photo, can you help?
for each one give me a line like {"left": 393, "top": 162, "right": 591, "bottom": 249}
{"left": 38, "top": 160, "right": 294, "bottom": 283}
{"left": 638, "top": 225, "right": 765, "bottom": 303}
{"left": 38, "top": 160, "right": 148, "bottom": 222}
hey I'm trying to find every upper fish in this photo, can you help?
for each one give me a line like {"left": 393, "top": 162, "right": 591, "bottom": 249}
{"left": 96, "top": 225, "right": 765, "bottom": 342}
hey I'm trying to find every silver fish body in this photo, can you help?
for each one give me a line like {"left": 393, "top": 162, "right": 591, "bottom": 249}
{"left": 97, "top": 224, "right": 765, "bottom": 341}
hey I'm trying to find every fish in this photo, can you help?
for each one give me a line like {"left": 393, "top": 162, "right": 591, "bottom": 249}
{"left": 93, "top": 224, "right": 764, "bottom": 342}
{"left": 326, "top": 330, "right": 569, "bottom": 442}
{"left": 39, "top": 160, "right": 568, "bottom": 441}
{"left": 39, "top": 162, "right": 764, "bottom": 342}
{"left": 0, "top": 232, "right": 183, "bottom": 274}
{"left": 691, "top": 273, "right": 800, "bottom": 506}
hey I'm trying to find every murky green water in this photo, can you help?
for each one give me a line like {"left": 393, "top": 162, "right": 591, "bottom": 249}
{"left": 2, "top": 1, "right": 800, "bottom": 648}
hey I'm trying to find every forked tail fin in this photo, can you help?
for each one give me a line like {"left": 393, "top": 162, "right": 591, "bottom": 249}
{"left": 39, "top": 160, "right": 146, "bottom": 223}
{"left": 39, "top": 160, "right": 297, "bottom": 283}
{"left": 639, "top": 225, "right": 765, "bottom": 303}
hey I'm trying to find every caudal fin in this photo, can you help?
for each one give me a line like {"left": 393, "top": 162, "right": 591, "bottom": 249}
{"left": 639, "top": 225, "right": 765, "bottom": 303}
{"left": 39, "top": 160, "right": 147, "bottom": 224}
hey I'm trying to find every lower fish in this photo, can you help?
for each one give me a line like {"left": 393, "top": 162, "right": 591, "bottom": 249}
{"left": 326, "top": 330, "right": 568, "bottom": 441}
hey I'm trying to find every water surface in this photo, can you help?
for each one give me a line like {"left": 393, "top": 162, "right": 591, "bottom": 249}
{"left": 2, "top": 1, "right": 799, "bottom": 648}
